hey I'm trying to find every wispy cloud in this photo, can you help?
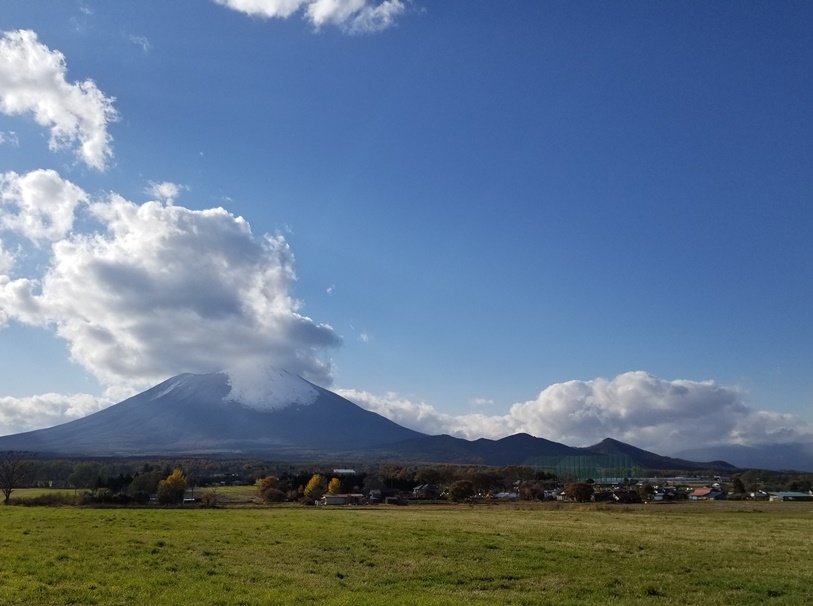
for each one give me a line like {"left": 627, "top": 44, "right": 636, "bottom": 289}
{"left": 145, "top": 180, "right": 187, "bottom": 204}
{"left": 214, "top": 0, "right": 407, "bottom": 34}
{"left": 0, "top": 131, "right": 19, "bottom": 146}
{"left": 128, "top": 35, "right": 151, "bottom": 53}
{"left": 338, "top": 371, "right": 813, "bottom": 454}
{"left": 0, "top": 30, "right": 118, "bottom": 171}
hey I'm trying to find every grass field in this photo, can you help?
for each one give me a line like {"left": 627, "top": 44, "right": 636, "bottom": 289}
{"left": 1, "top": 501, "right": 812, "bottom": 605}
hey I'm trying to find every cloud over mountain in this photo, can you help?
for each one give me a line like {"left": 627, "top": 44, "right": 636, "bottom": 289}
{"left": 339, "top": 371, "right": 813, "bottom": 454}
{"left": 0, "top": 171, "right": 340, "bottom": 394}
{"left": 214, "top": 0, "right": 406, "bottom": 34}
{"left": 0, "top": 391, "right": 112, "bottom": 435}
{"left": 0, "top": 30, "right": 117, "bottom": 171}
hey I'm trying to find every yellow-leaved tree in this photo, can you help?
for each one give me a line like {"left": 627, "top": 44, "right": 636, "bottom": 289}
{"left": 327, "top": 477, "right": 342, "bottom": 494}
{"left": 157, "top": 469, "right": 187, "bottom": 504}
{"left": 303, "top": 474, "right": 325, "bottom": 501}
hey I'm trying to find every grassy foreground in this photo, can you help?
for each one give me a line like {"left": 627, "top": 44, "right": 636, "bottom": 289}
{"left": 1, "top": 502, "right": 812, "bottom": 605}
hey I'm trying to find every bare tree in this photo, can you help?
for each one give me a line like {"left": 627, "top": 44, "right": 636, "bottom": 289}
{"left": 0, "top": 451, "right": 34, "bottom": 505}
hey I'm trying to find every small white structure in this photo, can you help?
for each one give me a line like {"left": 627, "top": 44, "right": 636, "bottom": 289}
{"left": 319, "top": 493, "right": 364, "bottom": 506}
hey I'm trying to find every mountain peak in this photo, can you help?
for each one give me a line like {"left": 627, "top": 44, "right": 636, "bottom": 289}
{"left": 225, "top": 365, "right": 319, "bottom": 411}
{"left": 0, "top": 369, "right": 423, "bottom": 456}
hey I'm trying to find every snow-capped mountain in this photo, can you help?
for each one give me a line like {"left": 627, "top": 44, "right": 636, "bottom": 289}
{"left": 0, "top": 371, "right": 424, "bottom": 456}
{"left": 0, "top": 369, "right": 775, "bottom": 471}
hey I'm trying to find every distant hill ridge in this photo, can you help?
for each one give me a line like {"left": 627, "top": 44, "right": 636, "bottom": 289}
{"left": 0, "top": 370, "right": 757, "bottom": 471}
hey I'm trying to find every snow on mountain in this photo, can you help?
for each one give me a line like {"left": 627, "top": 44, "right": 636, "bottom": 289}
{"left": 0, "top": 370, "right": 424, "bottom": 456}
{"left": 225, "top": 365, "right": 318, "bottom": 411}
{"left": 149, "top": 375, "right": 188, "bottom": 400}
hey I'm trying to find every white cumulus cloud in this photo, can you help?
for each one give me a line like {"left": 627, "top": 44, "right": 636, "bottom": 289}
{"left": 337, "top": 388, "right": 456, "bottom": 435}
{"left": 214, "top": 0, "right": 406, "bottom": 34}
{"left": 0, "top": 170, "right": 340, "bottom": 392}
{"left": 338, "top": 371, "right": 813, "bottom": 454}
{"left": 0, "top": 29, "right": 117, "bottom": 171}
{"left": 0, "top": 169, "right": 88, "bottom": 242}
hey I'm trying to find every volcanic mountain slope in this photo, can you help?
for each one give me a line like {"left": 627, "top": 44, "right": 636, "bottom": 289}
{"left": 0, "top": 370, "right": 425, "bottom": 456}
{"left": 369, "top": 432, "right": 580, "bottom": 466}
{"left": 373, "top": 433, "right": 735, "bottom": 471}
{"left": 579, "top": 438, "right": 736, "bottom": 472}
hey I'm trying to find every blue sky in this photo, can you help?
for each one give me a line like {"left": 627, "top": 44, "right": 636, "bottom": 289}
{"left": 1, "top": 1, "right": 811, "bottom": 454}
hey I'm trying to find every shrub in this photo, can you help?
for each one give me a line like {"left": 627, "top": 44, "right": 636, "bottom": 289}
{"left": 638, "top": 482, "right": 656, "bottom": 502}
{"left": 447, "top": 480, "right": 475, "bottom": 502}
{"left": 564, "top": 482, "right": 594, "bottom": 503}
{"left": 14, "top": 492, "right": 77, "bottom": 507}
{"left": 200, "top": 491, "right": 218, "bottom": 508}
{"left": 258, "top": 476, "right": 286, "bottom": 503}
{"left": 260, "top": 486, "right": 285, "bottom": 503}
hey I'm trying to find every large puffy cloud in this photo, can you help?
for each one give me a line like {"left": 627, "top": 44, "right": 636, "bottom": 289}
{"left": 336, "top": 388, "right": 458, "bottom": 434}
{"left": 0, "top": 30, "right": 117, "bottom": 171}
{"left": 338, "top": 371, "right": 813, "bottom": 454}
{"left": 0, "top": 171, "right": 340, "bottom": 390}
{"left": 215, "top": 0, "right": 406, "bottom": 34}
{"left": 0, "top": 169, "right": 88, "bottom": 242}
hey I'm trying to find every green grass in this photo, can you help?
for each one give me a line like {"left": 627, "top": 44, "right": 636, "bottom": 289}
{"left": 198, "top": 484, "right": 263, "bottom": 506}
{"left": 7, "top": 488, "right": 77, "bottom": 500}
{"left": 1, "top": 502, "right": 812, "bottom": 605}
{"left": 8, "top": 485, "right": 260, "bottom": 506}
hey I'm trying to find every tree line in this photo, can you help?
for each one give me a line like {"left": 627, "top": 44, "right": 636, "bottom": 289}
{"left": 3, "top": 451, "right": 812, "bottom": 506}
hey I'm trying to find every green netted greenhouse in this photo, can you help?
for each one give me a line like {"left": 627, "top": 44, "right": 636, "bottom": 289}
{"left": 526, "top": 454, "right": 643, "bottom": 481}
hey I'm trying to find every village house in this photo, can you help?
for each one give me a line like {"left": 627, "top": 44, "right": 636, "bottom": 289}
{"left": 688, "top": 486, "right": 726, "bottom": 501}
{"left": 412, "top": 484, "right": 440, "bottom": 499}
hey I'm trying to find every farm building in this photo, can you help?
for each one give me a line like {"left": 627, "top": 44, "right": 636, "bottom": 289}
{"left": 319, "top": 493, "right": 365, "bottom": 506}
